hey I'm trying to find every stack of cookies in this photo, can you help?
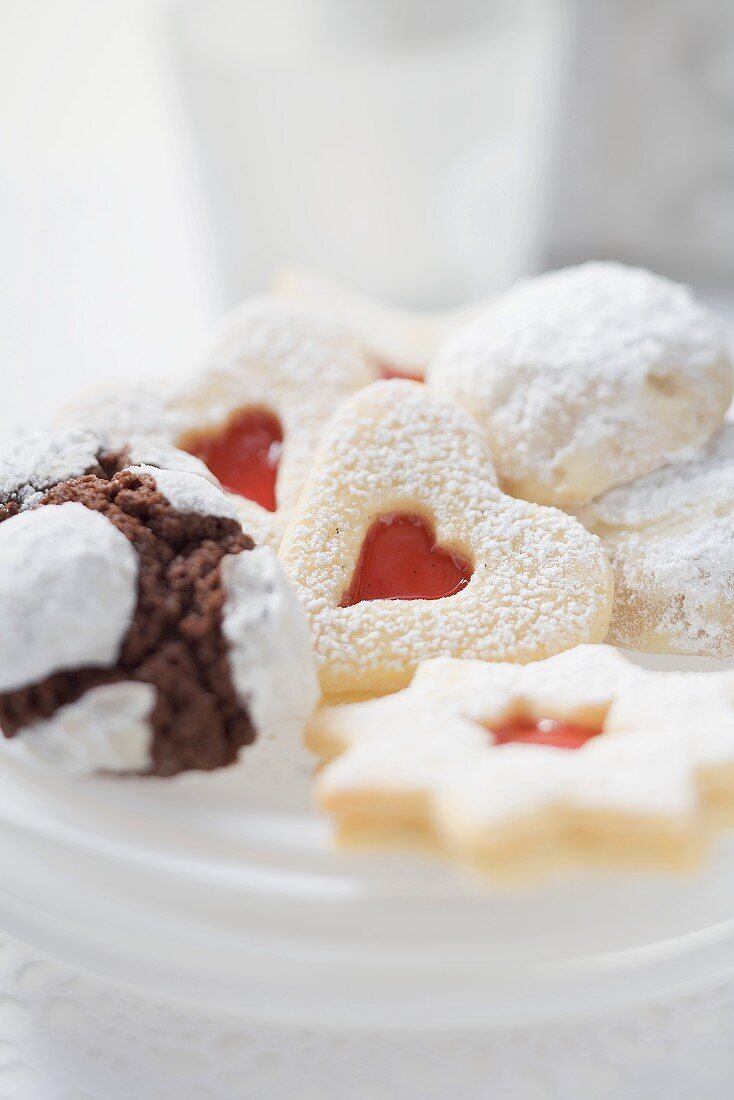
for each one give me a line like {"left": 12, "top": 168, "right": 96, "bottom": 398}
{"left": 2, "top": 261, "right": 734, "bottom": 881}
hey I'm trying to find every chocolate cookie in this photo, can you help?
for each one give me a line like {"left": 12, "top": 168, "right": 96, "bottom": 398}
{"left": 0, "top": 432, "right": 318, "bottom": 775}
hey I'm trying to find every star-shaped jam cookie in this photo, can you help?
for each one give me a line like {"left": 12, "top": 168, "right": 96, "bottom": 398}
{"left": 309, "top": 645, "right": 734, "bottom": 881}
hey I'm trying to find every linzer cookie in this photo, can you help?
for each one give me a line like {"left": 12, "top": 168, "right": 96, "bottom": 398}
{"left": 578, "top": 425, "right": 734, "bottom": 657}
{"left": 275, "top": 267, "right": 488, "bottom": 382}
{"left": 310, "top": 645, "right": 734, "bottom": 880}
{"left": 427, "top": 263, "right": 733, "bottom": 507}
{"left": 279, "top": 381, "right": 613, "bottom": 694}
{"left": 0, "top": 433, "right": 318, "bottom": 775}
{"left": 61, "top": 296, "right": 378, "bottom": 549}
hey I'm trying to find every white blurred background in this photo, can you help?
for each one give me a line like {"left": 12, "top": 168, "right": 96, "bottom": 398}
{"left": 1, "top": 0, "right": 733, "bottom": 439}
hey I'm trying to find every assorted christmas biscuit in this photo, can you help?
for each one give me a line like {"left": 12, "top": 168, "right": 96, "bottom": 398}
{"left": 60, "top": 295, "right": 378, "bottom": 549}
{"left": 3, "top": 264, "right": 734, "bottom": 884}
{"left": 310, "top": 645, "right": 734, "bottom": 879}
{"left": 0, "top": 431, "right": 318, "bottom": 775}
{"left": 280, "top": 380, "right": 613, "bottom": 694}
{"left": 427, "top": 262, "right": 732, "bottom": 506}
{"left": 578, "top": 425, "right": 734, "bottom": 657}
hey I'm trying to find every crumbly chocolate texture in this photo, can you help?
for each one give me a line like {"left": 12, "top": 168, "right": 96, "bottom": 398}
{"left": 0, "top": 463, "right": 256, "bottom": 776}
{"left": 0, "top": 499, "right": 20, "bottom": 522}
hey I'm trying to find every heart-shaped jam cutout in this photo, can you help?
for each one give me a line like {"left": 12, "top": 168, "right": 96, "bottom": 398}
{"left": 341, "top": 512, "right": 472, "bottom": 607}
{"left": 181, "top": 408, "right": 283, "bottom": 512}
{"left": 377, "top": 360, "right": 425, "bottom": 383}
{"left": 491, "top": 717, "right": 601, "bottom": 750}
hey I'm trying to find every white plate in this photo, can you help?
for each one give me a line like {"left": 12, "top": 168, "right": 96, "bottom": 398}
{"left": 1, "top": 648, "right": 734, "bottom": 1027}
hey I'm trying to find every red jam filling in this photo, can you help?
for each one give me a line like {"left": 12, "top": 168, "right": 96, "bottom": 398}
{"left": 491, "top": 717, "right": 601, "bottom": 750}
{"left": 341, "top": 512, "right": 472, "bottom": 607}
{"left": 181, "top": 408, "right": 283, "bottom": 512}
{"left": 377, "top": 360, "right": 425, "bottom": 383}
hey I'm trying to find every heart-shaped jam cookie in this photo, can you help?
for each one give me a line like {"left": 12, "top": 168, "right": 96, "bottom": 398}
{"left": 280, "top": 381, "right": 613, "bottom": 694}
{"left": 180, "top": 408, "right": 283, "bottom": 513}
{"left": 341, "top": 512, "right": 471, "bottom": 605}
{"left": 60, "top": 297, "right": 378, "bottom": 550}
{"left": 169, "top": 299, "right": 379, "bottom": 548}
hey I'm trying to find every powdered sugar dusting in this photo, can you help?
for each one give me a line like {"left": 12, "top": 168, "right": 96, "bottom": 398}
{"left": 0, "top": 428, "right": 102, "bottom": 512}
{"left": 275, "top": 266, "right": 485, "bottom": 377}
{"left": 280, "top": 381, "right": 613, "bottom": 693}
{"left": 428, "top": 262, "right": 732, "bottom": 506}
{"left": 129, "top": 465, "right": 239, "bottom": 521}
{"left": 58, "top": 384, "right": 169, "bottom": 444}
{"left": 579, "top": 426, "right": 734, "bottom": 656}
{"left": 4, "top": 682, "right": 155, "bottom": 775}
{"left": 580, "top": 425, "right": 734, "bottom": 529}
{"left": 126, "top": 439, "right": 219, "bottom": 485}
{"left": 0, "top": 503, "right": 138, "bottom": 692}
{"left": 222, "top": 546, "right": 319, "bottom": 735}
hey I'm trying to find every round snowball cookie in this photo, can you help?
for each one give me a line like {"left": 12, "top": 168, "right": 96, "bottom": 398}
{"left": 427, "top": 263, "right": 733, "bottom": 507}
{"left": 578, "top": 425, "right": 734, "bottom": 657}
{"left": 0, "top": 454, "right": 319, "bottom": 776}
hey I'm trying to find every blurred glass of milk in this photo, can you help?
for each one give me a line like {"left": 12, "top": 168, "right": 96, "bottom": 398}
{"left": 168, "top": 0, "right": 567, "bottom": 308}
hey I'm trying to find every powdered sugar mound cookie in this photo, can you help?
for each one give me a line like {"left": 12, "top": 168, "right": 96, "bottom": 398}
{"left": 310, "top": 645, "right": 734, "bottom": 880}
{"left": 222, "top": 546, "right": 319, "bottom": 734}
{"left": 0, "top": 503, "right": 139, "bottom": 692}
{"left": 60, "top": 296, "right": 379, "bottom": 549}
{"left": 0, "top": 460, "right": 318, "bottom": 776}
{"left": 578, "top": 425, "right": 734, "bottom": 656}
{"left": 280, "top": 381, "right": 613, "bottom": 694}
{"left": 427, "top": 263, "right": 732, "bottom": 506}
{"left": 275, "top": 266, "right": 486, "bottom": 381}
